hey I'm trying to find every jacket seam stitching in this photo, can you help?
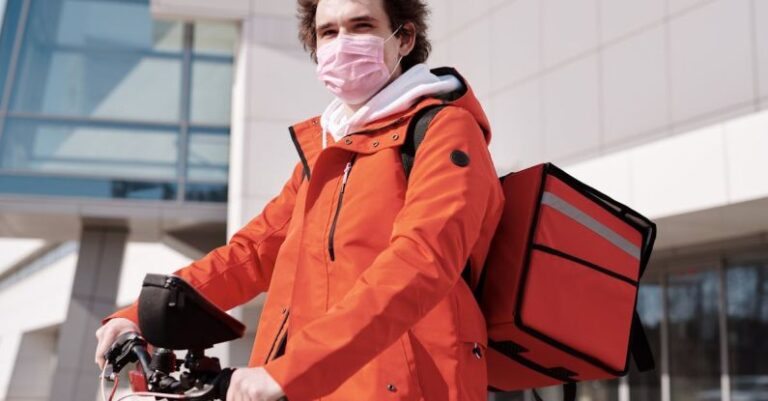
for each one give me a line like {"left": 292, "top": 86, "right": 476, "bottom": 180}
{"left": 196, "top": 215, "right": 293, "bottom": 293}
{"left": 195, "top": 164, "right": 304, "bottom": 289}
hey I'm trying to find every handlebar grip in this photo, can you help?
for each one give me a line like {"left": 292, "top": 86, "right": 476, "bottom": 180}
{"left": 213, "top": 368, "right": 288, "bottom": 401}
{"left": 214, "top": 368, "right": 235, "bottom": 400}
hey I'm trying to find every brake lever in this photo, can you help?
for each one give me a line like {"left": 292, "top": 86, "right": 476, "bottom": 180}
{"left": 104, "top": 332, "right": 143, "bottom": 373}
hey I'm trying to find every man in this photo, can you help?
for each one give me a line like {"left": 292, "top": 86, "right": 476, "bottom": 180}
{"left": 95, "top": 0, "right": 504, "bottom": 400}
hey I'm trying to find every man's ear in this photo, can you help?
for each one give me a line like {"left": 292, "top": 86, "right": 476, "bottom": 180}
{"left": 399, "top": 22, "right": 417, "bottom": 57}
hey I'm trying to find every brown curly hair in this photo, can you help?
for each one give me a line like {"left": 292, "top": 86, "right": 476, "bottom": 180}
{"left": 296, "top": 0, "right": 431, "bottom": 71}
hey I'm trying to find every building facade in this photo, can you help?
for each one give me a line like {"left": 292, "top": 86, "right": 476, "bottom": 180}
{"left": 0, "top": 0, "right": 235, "bottom": 400}
{"left": 0, "top": 0, "right": 767, "bottom": 400}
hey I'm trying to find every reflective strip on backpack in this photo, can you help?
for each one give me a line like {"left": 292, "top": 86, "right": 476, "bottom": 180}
{"left": 541, "top": 192, "right": 641, "bottom": 260}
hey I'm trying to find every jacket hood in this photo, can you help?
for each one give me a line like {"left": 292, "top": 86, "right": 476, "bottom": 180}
{"left": 290, "top": 67, "right": 493, "bottom": 150}
{"left": 426, "top": 67, "right": 492, "bottom": 145}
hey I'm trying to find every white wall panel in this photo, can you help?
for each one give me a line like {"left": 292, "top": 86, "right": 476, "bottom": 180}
{"left": 601, "top": 0, "right": 664, "bottom": 42}
{"left": 541, "top": 0, "right": 598, "bottom": 67}
{"left": 491, "top": 0, "right": 540, "bottom": 90}
{"left": 489, "top": 80, "right": 543, "bottom": 172}
{"left": 448, "top": 23, "right": 491, "bottom": 98}
{"left": 668, "top": 0, "right": 753, "bottom": 125}
{"left": 602, "top": 25, "right": 668, "bottom": 145}
{"left": 542, "top": 56, "right": 601, "bottom": 161}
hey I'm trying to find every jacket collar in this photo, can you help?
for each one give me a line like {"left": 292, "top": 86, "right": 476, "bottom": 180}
{"left": 288, "top": 67, "right": 488, "bottom": 166}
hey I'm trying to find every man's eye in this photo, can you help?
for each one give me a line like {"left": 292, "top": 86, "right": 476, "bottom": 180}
{"left": 354, "top": 24, "right": 374, "bottom": 31}
{"left": 321, "top": 30, "right": 337, "bottom": 37}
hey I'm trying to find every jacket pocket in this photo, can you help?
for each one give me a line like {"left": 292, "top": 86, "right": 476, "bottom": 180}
{"left": 454, "top": 284, "right": 489, "bottom": 401}
{"left": 377, "top": 332, "right": 424, "bottom": 400}
{"left": 458, "top": 339, "right": 488, "bottom": 401}
{"left": 264, "top": 309, "right": 290, "bottom": 363}
{"left": 455, "top": 278, "right": 488, "bottom": 349}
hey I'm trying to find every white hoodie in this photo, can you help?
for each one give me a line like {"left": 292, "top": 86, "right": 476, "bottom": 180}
{"left": 319, "top": 63, "right": 462, "bottom": 149}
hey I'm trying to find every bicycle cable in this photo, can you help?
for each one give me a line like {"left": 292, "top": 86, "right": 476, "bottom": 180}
{"left": 100, "top": 363, "right": 220, "bottom": 401}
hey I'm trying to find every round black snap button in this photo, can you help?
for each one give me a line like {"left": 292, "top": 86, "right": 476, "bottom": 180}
{"left": 450, "top": 150, "right": 470, "bottom": 167}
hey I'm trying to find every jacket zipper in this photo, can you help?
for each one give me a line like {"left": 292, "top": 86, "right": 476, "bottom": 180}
{"left": 328, "top": 154, "right": 357, "bottom": 261}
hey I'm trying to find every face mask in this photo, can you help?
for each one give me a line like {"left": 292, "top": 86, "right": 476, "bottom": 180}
{"left": 315, "top": 25, "right": 404, "bottom": 105}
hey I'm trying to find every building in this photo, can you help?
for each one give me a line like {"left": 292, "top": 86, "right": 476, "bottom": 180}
{"left": 0, "top": 0, "right": 767, "bottom": 400}
{"left": 0, "top": 0, "right": 237, "bottom": 399}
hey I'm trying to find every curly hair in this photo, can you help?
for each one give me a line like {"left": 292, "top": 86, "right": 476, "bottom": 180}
{"left": 296, "top": 0, "right": 431, "bottom": 71}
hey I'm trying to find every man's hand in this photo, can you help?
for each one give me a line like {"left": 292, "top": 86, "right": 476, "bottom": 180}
{"left": 94, "top": 317, "right": 140, "bottom": 370}
{"left": 227, "top": 367, "right": 285, "bottom": 401}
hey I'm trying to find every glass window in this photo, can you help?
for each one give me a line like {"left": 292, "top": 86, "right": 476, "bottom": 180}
{"left": 575, "top": 380, "right": 619, "bottom": 401}
{"left": 726, "top": 263, "right": 768, "bottom": 400}
{"left": 0, "top": 0, "right": 7, "bottom": 35}
{"left": 667, "top": 269, "right": 722, "bottom": 401}
{"left": 193, "top": 22, "right": 237, "bottom": 56}
{"left": 36, "top": 0, "right": 182, "bottom": 52}
{"left": 11, "top": 50, "right": 182, "bottom": 121}
{"left": 8, "top": 0, "right": 184, "bottom": 121}
{"left": 491, "top": 380, "right": 618, "bottom": 400}
{"left": 187, "top": 129, "right": 229, "bottom": 183}
{"left": 488, "top": 391, "right": 525, "bottom": 401}
{"left": 525, "top": 382, "right": 618, "bottom": 401}
{"left": 0, "top": 174, "right": 177, "bottom": 200}
{"left": 0, "top": 0, "right": 234, "bottom": 203}
{"left": 185, "top": 182, "right": 227, "bottom": 203}
{"left": 190, "top": 59, "right": 232, "bottom": 125}
{"left": 0, "top": 0, "right": 23, "bottom": 105}
{"left": 629, "top": 280, "right": 663, "bottom": 401}
{"left": 0, "top": 118, "right": 179, "bottom": 180}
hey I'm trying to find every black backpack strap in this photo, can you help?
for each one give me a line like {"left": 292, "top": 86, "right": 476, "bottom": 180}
{"left": 400, "top": 104, "right": 483, "bottom": 288}
{"left": 399, "top": 104, "right": 480, "bottom": 289}
{"left": 400, "top": 104, "right": 447, "bottom": 180}
{"left": 630, "top": 310, "right": 656, "bottom": 372}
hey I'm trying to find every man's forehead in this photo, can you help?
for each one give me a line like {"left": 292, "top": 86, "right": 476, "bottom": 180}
{"left": 316, "top": 0, "right": 387, "bottom": 24}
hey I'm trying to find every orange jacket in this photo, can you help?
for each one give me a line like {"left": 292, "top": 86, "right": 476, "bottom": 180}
{"left": 105, "top": 67, "right": 504, "bottom": 401}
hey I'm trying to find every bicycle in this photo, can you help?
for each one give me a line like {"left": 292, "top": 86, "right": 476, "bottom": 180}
{"left": 100, "top": 274, "right": 283, "bottom": 401}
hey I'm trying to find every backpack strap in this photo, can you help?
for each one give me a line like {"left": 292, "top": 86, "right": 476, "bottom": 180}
{"left": 400, "top": 104, "right": 447, "bottom": 180}
{"left": 630, "top": 310, "right": 656, "bottom": 372}
{"left": 399, "top": 104, "right": 481, "bottom": 291}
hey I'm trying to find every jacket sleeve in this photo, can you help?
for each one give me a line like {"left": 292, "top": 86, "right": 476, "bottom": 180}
{"left": 264, "top": 107, "right": 503, "bottom": 400}
{"left": 101, "top": 161, "right": 305, "bottom": 325}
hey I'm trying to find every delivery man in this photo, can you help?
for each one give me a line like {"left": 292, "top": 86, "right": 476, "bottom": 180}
{"left": 95, "top": 0, "right": 504, "bottom": 400}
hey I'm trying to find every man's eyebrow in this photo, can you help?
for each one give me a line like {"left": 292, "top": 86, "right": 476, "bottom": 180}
{"left": 317, "top": 15, "right": 378, "bottom": 31}
{"left": 348, "top": 15, "right": 377, "bottom": 23}
{"left": 317, "top": 22, "right": 334, "bottom": 31}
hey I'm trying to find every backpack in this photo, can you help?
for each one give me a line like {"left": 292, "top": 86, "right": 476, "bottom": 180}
{"left": 400, "top": 104, "right": 657, "bottom": 400}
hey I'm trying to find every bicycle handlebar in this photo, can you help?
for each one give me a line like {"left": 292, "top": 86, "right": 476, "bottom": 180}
{"left": 103, "top": 332, "right": 239, "bottom": 401}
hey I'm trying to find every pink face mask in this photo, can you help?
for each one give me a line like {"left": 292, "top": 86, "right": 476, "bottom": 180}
{"left": 315, "top": 26, "right": 403, "bottom": 105}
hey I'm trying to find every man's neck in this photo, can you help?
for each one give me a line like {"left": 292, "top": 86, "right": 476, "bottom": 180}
{"left": 342, "top": 102, "right": 361, "bottom": 117}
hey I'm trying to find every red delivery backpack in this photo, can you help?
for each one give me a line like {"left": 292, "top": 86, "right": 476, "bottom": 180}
{"left": 401, "top": 105, "right": 657, "bottom": 399}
